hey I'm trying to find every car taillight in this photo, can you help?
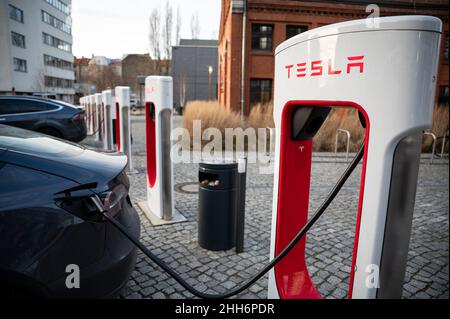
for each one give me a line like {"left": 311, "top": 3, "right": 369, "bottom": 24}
{"left": 72, "top": 112, "right": 83, "bottom": 121}
{"left": 100, "top": 184, "right": 128, "bottom": 218}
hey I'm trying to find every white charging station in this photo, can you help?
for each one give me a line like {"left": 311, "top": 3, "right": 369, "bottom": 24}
{"left": 80, "top": 96, "right": 86, "bottom": 128}
{"left": 137, "top": 76, "right": 186, "bottom": 225}
{"left": 94, "top": 93, "right": 103, "bottom": 142}
{"left": 115, "top": 86, "right": 134, "bottom": 172}
{"left": 101, "top": 90, "right": 114, "bottom": 151}
{"left": 89, "top": 95, "right": 96, "bottom": 136}
{"left": 86, "top": 95, "right": 92, "bottom": 136}
{"left": 268, "top": 16, "right": 442, "bottom": 299}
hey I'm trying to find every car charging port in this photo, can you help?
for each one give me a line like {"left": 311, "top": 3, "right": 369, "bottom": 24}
{"left": 55, "top": 196, "right": 105, "bottom": 223}
{"left": 54, "top": 182, "right": 127, "bottom": 223}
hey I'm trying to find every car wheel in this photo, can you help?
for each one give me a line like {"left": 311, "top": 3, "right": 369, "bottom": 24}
{"left": 39, "top": 127, "right": 63, "bottom": 139}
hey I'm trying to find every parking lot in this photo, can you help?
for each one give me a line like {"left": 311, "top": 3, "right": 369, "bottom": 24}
{"left": 84, "top": 115, "right": 449, "bottom": 300}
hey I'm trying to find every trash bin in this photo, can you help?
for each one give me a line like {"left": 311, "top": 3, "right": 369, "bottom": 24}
{"left": 198, "top": 160, "right": 238, "bottom": 251}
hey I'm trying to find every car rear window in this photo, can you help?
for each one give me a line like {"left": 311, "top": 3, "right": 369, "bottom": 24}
{"left": 0, "top": 99, "right": 58, "bottom": 115}
{"left": 0, "top": 125, "right": 84, "bottom": 158}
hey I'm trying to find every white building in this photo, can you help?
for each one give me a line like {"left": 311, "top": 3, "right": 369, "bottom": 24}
{"left": 0, "top": 0, "right": 75, "bottom": 102}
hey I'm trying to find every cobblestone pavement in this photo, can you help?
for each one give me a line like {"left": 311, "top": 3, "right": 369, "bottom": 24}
{"left": 89, "top": 116, "right": 449, "bottom": 299}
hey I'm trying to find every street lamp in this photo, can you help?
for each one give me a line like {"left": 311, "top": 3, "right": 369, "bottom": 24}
{"left": 208, "top": 65, "right": 214, "bottom": 101}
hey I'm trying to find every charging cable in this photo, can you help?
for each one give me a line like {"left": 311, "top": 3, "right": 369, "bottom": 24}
{"left": 99, "top": 146, "right": 365, "bottom": 299}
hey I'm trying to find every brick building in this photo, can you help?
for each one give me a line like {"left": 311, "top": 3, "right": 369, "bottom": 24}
{"left": 218, "top": 0, "right": 449, "bottom": 115}
{"left": 121, "top": 54, "right": 170, "bottom": 103}
{"left": 73, "top": 56, "right": 123, "bottom": 103}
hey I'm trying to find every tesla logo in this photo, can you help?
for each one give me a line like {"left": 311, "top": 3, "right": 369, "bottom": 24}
{"left": 285, "top": 56, "right": 365, "bottom": 79}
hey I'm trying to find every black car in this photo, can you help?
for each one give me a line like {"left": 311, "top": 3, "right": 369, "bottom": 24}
{"left": 0, "top": 96, "right": 87, "bottom": 142}
{"left": 0, "top": 125, "right": 140, "bottom": 298}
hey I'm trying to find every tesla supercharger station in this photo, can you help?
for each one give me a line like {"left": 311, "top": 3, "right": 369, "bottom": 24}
{"left": 84, "top": 96, "right": 90, "bottom": 135}
{"left": 94, "top": 93, "right": 103, "bottom": 143}
{"left": 137, "top": 76, "right": 185, "bottom": 225}
{"left": 84, "top": 95, "right": 93, "bottom": 135}
{"left": 101, "top": 90, "right": 114, "bottom": 151}
{"left": 268, "top": 16, "right": 442, "bottom": 299}
{"left": 89, "top": 95, "right": 96, "bottom": 136}
{"left": 80, "top": 96, "right": 86, "bottom": 126}
{"left": 115, "top": 87, "right": 134, "bottom": 172}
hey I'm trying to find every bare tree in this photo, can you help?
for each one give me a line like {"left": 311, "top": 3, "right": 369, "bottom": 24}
{"left": 174, "top": 6, "right": 182, "bottom": 46}
{"left": 86, "top": 64, "right": 121, "bottom": 93}
{"left": 162, "top": 1, "right": 173, "bottom": 59}
{"left": 149, "top": 7, "right": 161, "bottom": 61}
{"left": 190, "top": 12, "right": 201, "bottom": 39}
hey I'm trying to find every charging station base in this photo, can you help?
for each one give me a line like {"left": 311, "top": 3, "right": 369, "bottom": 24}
{"left": 138, "top": 202, "right": 187, "bottom": 226}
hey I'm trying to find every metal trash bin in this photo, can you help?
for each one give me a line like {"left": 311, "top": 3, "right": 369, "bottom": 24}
{"left": 198, "top": 160, "right": 238, "bottom": 251}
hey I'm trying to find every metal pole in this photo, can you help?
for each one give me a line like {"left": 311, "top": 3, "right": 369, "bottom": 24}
{"left": 105, "top": 104, "right": 112, "bottom": 150}
{"left": 161, "top": 109, "right": 173, "bottom": 221}
{"left": 240, "top": 0, "right": 247, "bottom": 121}
{"left": 209, "top": 72, "right": 212, "bottom": 101}
{"left": 122, "top": 106, "right": 133, "bottom": 172}
{"left": 265, "top": 127, "right": 275, "bottom": 156}
{"left": 423, "top": 132, "right": 437, "bottom": 164}
{"left": 116, "top": 87, "right": 134, "bottom": 173}
{"left": 236, "top": 156, "right": 247, "bottom": 253}
{"left": 440, "top": 131, "right": 448, "bottom": 158}
{"left": 335, "top": 129, "right": 351, "bottom": 162}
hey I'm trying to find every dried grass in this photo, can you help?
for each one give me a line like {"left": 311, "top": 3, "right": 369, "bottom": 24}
{"left": 183, "top": 101, "right": 243, "bottom": 137}
{"left": 183, "top": 100, "right": 448, "bottom": 153}
{"left": 313, "top": 108, "right": 365, "bottom": 152}
{"left": 248, "top": 103, "right": 275, "bottom": 129}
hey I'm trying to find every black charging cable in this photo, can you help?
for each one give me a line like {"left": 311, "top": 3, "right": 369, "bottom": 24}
{"left": 102, "top": 145, "right": 365, "bottom": 299}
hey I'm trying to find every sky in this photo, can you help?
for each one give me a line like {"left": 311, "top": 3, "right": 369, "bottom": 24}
{"left": 71, "top": 0, "right": 221, "bottom": 59}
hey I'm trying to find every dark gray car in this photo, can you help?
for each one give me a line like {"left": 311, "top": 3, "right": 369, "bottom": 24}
{"left": 0, "top": 125, "right": 140, "bottom": 298}
{"left": 0, "top": 96, "right": 87, "bottom": 142}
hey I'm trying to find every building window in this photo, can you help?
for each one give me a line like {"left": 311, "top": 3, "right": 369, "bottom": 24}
{"left": 44, "top": 0, "right": 70, "bottom": 15}
{"left": 42, "top": 33, "right": 72, "bottom": 52}
{"left": 251, "top": 24, "right": 274, "bottom": 51}
{"left": 13, "top": 58, "right": 27, "bottom": 72}
{"left": 11, "top": 32, "right": 25, "bottom": 48}
{"left": 250, "top": 79, "right": 273, "bottom": 106}
{"left": 438, "top": 86, "right": 449, "bottom": 107}
{"left": 286, "top": 25, "right": 308, "bottom": 40}
{"left": 44, "top": 54, "right": 73, "bottom": 70}
{"left": 42, "top": 10, "right": 71, "bottom": 34}
{"left": 45, "top": 76, "right": 73, "bottom": 89}
{"left": 9, "top": 4, "right": 24, "bottom": 23}
{"left": 444, "top": 32, "right": 449, "bottom": 62}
